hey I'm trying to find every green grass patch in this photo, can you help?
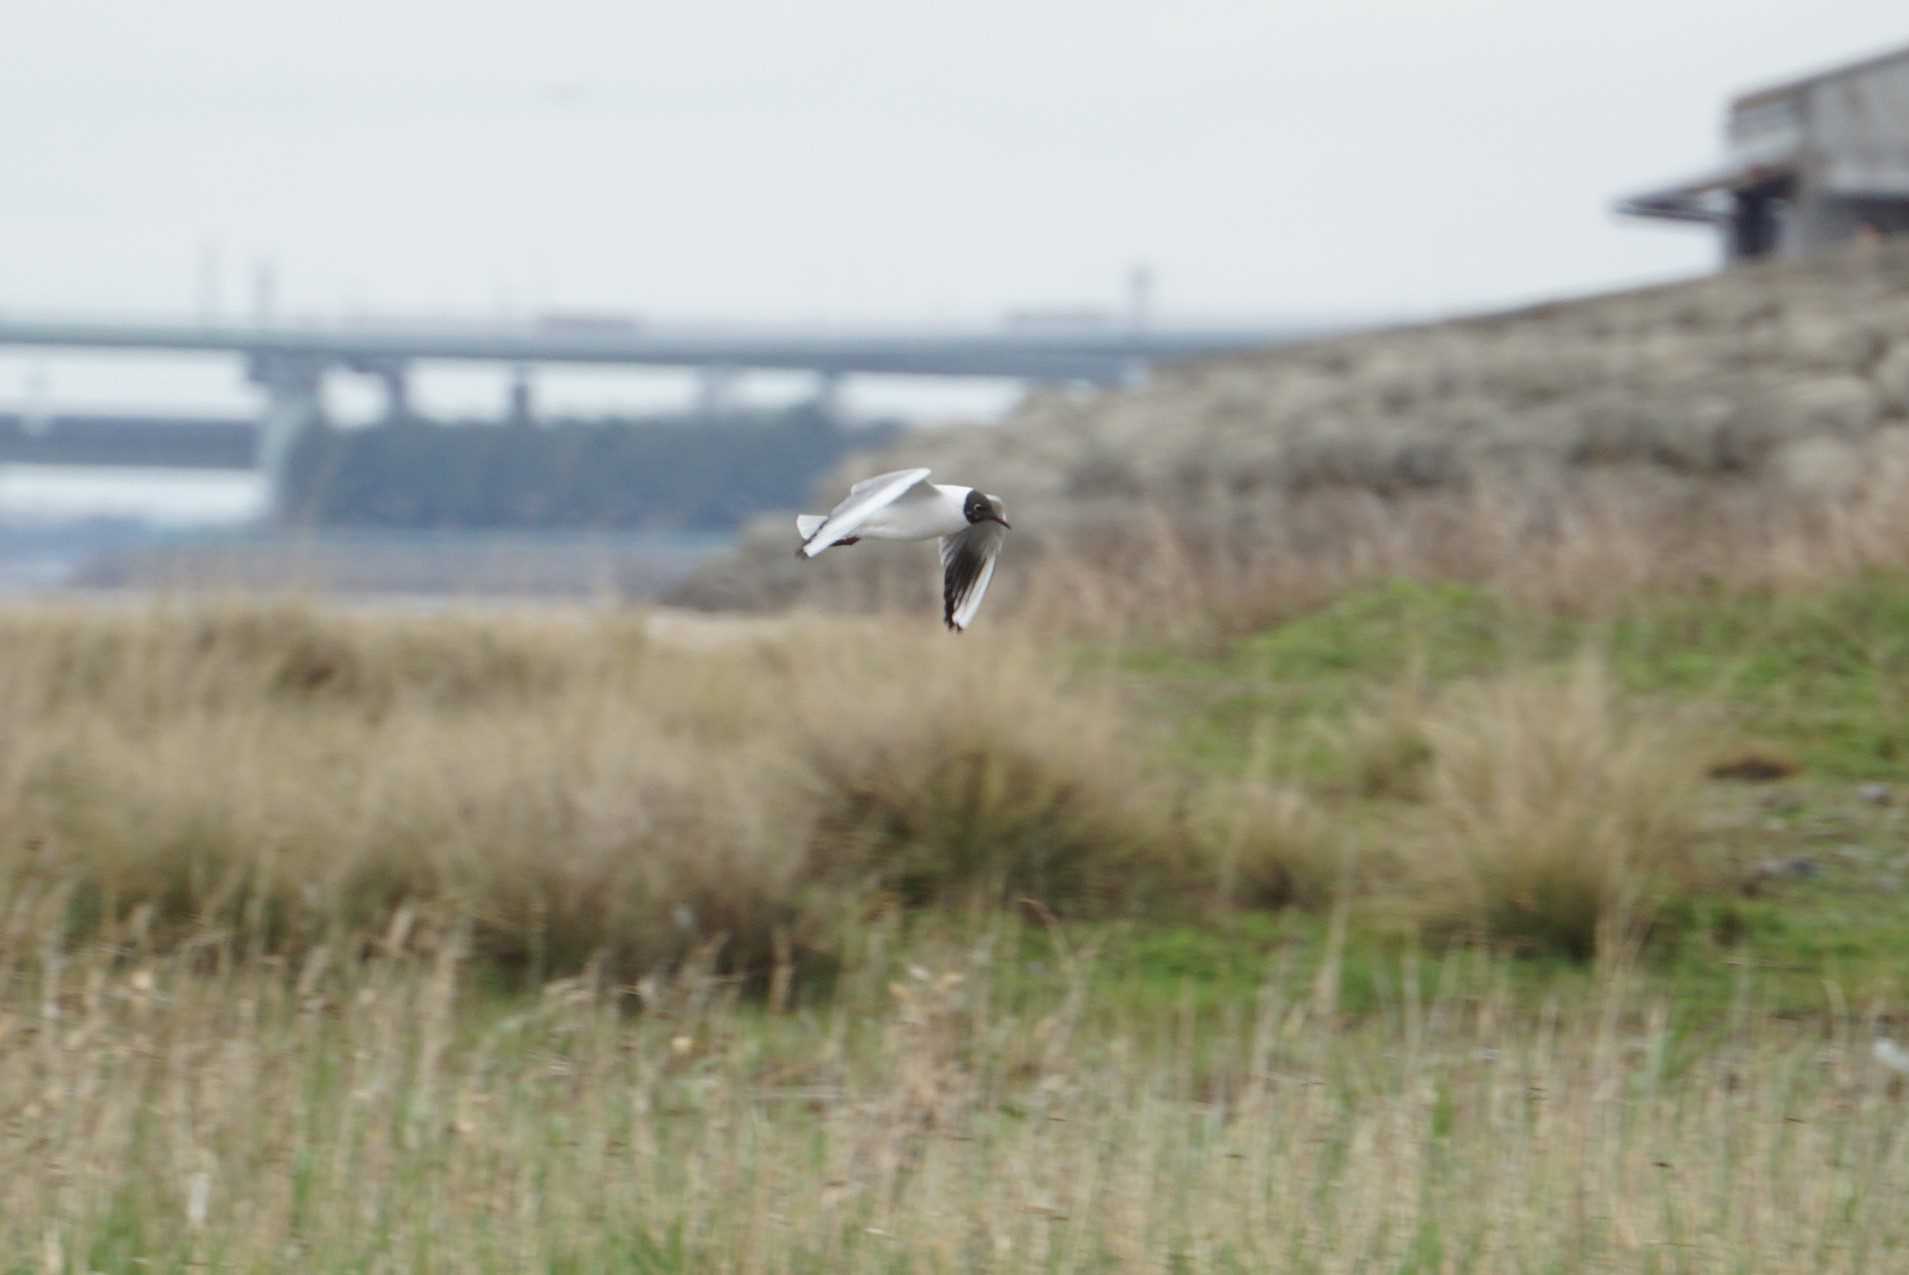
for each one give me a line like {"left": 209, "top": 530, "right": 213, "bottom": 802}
{"left": 1103, "top": 574, "right": 1909, "bottom": 998}
{"left": 1601, "top": 575, "right": 1909, "bottom": 777}
{"left": 1132, "top": 574, "right": 1909, "bottom": 783}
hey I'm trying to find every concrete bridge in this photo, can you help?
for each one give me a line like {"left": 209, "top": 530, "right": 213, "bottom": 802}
{"left": 0, "top": 310, "right": 1321, "bottom": 514}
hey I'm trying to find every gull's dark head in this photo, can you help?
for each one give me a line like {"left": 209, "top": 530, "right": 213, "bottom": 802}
{"left": 963, "top": 488, "right": 1011, "bottom": 530}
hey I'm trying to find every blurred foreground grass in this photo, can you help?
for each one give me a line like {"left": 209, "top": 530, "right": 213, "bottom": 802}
{"left": 5, "top": 577, "right": 1909, "bottom": 1268}
{"left": 7, "top": 923, "right": 1909, "bottom": 1271}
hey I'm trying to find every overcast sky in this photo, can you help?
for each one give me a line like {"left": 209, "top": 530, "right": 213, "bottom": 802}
{"left": 3, "top": 0, "right": 1907, "bottom": 415}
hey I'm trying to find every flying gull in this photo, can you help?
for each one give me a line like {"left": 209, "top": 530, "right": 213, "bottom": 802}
{"left": 794, "top": 467, "right": 1012, "bottom": 632}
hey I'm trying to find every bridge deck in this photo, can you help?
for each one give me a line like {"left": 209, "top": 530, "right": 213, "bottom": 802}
{"left": 0, "top": 315, "right": 1313, "bottom": 380}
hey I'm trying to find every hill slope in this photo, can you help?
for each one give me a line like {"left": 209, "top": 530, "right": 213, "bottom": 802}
{"left": 671, "top": 239, "right": 1909, "bottom": 622}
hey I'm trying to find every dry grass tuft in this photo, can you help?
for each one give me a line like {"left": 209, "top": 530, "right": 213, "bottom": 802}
{"left": 1410, "top": 659, "right": 1708, "bottom": 959}
{"left": 792, "top": 634, "right": 1202, "bottom": 914}
{"left": 1327, "top": 666, "right": 1439, "bottom": 800}
{"left": 1199, "top": 780, "right": 1344, "bottom": 910}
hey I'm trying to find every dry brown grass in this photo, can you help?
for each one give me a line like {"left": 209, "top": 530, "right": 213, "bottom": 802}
{"left": 792, "top": 635, "right": 1202, "bottom": 914}
{"left": 1187, "top": 754, "right": 1348, "bottom": 912}
{"left": 0, "top": 586, "right": 1743, "bottom": 984}
{"left": 1408, "top": 659, "right": 1709, "bottom": 960}
{"left": 1047, "top": 447, "right": 1909, "bottom": 641}
{"left": 0, "top": 601, "right": 1334, "bottom": 987}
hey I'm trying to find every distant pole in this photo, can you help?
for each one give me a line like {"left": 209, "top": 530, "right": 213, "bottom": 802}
{"left": 1127, "top": 261, "right": 1155, "bottom": 332}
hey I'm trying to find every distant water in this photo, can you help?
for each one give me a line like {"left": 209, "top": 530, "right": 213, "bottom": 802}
{"left": 0, "top": 464, "right": 265, "bottom": 525}
{"left": 0, "top": 465, "right": 732, "bottom": 601}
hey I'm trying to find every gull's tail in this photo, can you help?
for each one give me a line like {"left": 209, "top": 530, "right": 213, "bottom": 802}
{"left": 794, "top": 514, "right": 826, "bottom": 558}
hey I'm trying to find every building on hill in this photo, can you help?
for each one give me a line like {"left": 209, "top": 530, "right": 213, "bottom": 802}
{"left": 1618, "top": 41, "right": 1909, "bottom": 262}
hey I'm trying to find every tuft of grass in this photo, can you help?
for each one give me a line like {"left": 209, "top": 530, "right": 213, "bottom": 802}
{"left": 1323, "top": 664, "right": 1439, "bottom": 800}
{"left": 1410, "top": 659, "right": 1708, "bottom": 960}
{"left": 1195, "top": 780, "right": 1345, "bottom": 910}
{"left": 790, "top": 629, "right": 1191, "bottom": 916}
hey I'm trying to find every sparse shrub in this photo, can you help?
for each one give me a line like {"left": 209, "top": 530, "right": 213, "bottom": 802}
{"left": 1411, "top": 659, "right": 1707, "bottom": 960}
{"left": 793, "top": 632, "right": 1201, "bottom": 916}
{"left": 1200, "top": 780, "right": 1343, "bottom": 909}
{"left": 1330, "top": 672, "right": 1438, "bottom": 800}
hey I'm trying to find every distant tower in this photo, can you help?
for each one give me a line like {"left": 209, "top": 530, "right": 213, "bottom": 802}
{"left": 1127, "top": 262, "right": 1155, "bottom": 332}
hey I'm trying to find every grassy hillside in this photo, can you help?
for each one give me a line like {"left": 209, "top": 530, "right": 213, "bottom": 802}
{"left": 674, "top": 237, "right": 1909, "bottom": 621}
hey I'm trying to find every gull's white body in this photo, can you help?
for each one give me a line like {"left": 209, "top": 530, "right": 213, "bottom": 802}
{"left": 795, "top": 468, "right": 969, "bottom": 551}
{"left": 795, "top": 467, "right": 1010, "bottom": 631}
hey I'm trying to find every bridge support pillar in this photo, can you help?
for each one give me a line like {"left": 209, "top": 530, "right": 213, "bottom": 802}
{"left": 344, "top": 356, "right": 413, "bottom": 423}
{"left": 809, "top": 371, "right": 845, "bottom": 423}
{"left": 695, "top": 366, "right": 741, "bottom": 419}
{"left": 378, "top": 366, "right": 412, "bottom": 421}
{"left": 245, "top": 354, "right": 327, "bottom": 522}
{"left": 507, "top": 365, "right": 535, "bottom": 425}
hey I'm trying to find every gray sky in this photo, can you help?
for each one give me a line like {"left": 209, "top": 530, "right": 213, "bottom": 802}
{"left": 3, "top": 0, "right": 1907, "bottom": 416}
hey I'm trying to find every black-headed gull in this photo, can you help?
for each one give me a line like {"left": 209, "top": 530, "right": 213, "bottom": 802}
{"left": 795, "top": 467, "right": 1012, "bottom": 632}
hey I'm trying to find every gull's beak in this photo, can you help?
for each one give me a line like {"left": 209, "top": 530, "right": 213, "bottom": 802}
{"left": 988, "top": 514, "right": 1012, "bottom": 530}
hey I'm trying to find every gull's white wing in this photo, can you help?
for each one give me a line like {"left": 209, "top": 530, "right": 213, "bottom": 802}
{"left": 846, "top": 469, "right": 928, "bottom": 498}
{"left": 938, "top": 520, "right": 1008, "bottom": 632}
{"left": 799, "top": 468, "right": 932, "bottom": 557}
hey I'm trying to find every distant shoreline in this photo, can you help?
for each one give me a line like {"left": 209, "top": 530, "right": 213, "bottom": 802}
{"left": 0, "top": 523, "right": 737, "bottom": 603}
